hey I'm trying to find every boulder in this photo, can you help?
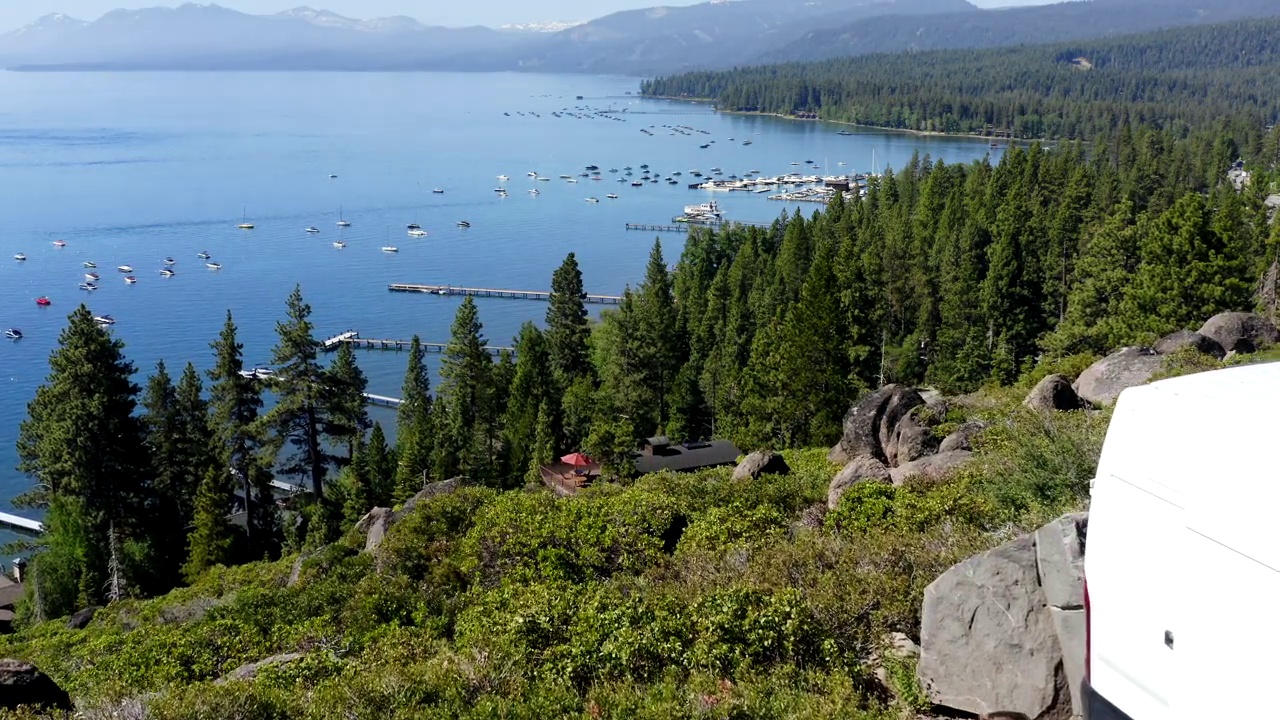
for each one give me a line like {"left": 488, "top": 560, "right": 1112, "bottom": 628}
{"left": 871, "top": 632, "right": 923, "bottom": 701}
{"left": 840, "top": 385, "right": 925, "bottom": 464}
{"left": 0, "top": 659, "right": 72, "bottom": 711}
{"left": 827, "top": 456, "right": 892, "bottom": 510}
{"left": 1023, "top": 375, "right": 1084, "bottom": 412}
{"left": 216, "top": 652, "right": 305, "bottom": 684}
{"left": 395, "top": 477, "right": 463, "bottom": 521}
{"left": 886, "top": 412, "right": 939, "bottom": 467}
{"left": 357, "top": 507, "right": 394, "bottom": 553}
{"left": 66, "top": 606, "right": 100, "bottom": 631}
{"left": 918, "top": 513, "right": 1088, "bottom": 720}
{"left": 889, "top": 450, "right": 972, "bottom": 485}
{"left": 1198, "top": 312, "right": 1279, "bottom": 354}
{"left": 940, "top": 421, "right": 987, "bottom": 453}
{"left": 827, "top": 443, "right": 850, "bottom": 465}
{"left": 1153, "top": 330, "right": 1226, "bottom": 360}
{"left": 1072, "top": 347, "right": 1163, "bottom": 407}
{"left": 732, "top": 451, "right": 791, "bottom": 481}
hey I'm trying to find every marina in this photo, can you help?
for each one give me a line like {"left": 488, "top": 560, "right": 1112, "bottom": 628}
{"left": 321, "top": 331, "right": 513, "bottom": 355}
{"left": 388, "top": 283, "right": 624, "bottom": 304}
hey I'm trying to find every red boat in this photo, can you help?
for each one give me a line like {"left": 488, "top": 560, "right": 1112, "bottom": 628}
{"left": 35, "top": 297, "right": 51, "bottom": 306}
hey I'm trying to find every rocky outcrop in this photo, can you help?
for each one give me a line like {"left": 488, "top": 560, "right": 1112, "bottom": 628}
{"left": 66, "top": 606, "right": 99, "bottom": 630}
{"left": 1153, "top": 329, "right": 1226, "bottom": 359}
{"left": 840, "top": 385, "right": 924, "bottom": 465}
{"left": 889, "top": 450, "right": 972, "bottom": 485}
{"left": 356, "top": 508, "right": 394, "bottom": 553}
{"left": 827, "top": 456, "right": 892, "bottom": 510}
{"left": 1197, "top": 312, "right": 1279, "bottom": 354}
{"left": 732, "top": 451, "right": 791, "bottom": 480}
{"left": 1072, "top": 347, "right": 1163, "bottom": 406}
{"left": 887, "top": 412, "right": 938, "bottom": 467}
{"left": 1024, "top": 375, "right": 1084, "bottom": 412}
{"left": 216, "top": 653, "right": 305, "bottom": 684}
{"left": 0, "top": 660, "right": 72, "bottom": 711}
{"left": 917, "top": 513, "right": 1088, "bottom": 720}
{"left": 827, "top": 444, "right": 850, "bottom": 464}
{"left": 940, "top": 421, "right": 987, "bottom": 453}
{"left": 395, "top": 478, "right": 463, "bottom": 521}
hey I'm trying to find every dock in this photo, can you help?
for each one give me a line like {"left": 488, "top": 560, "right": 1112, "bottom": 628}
{"left": 389, "top": 283, "right": 623, "bottom": 305}
{"left": 322, "top": 331, "right": 358, "bottom": 351}
{"left": 340, "top": 336, "right": 512, "bottom": 355}
{"left": 0, "top": 511, "right": 43, "bottom": 534}
{"left": 626, "top": 223, "right": 691, "bottom": 233}
{"left": 363, "top": 393, "right": 403, "bottom": 408}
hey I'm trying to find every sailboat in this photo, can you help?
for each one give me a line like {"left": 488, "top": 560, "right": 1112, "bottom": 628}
{"left": 337, "top": 206, "right": 351, "bottom": 228}
{"left": 238, "top": 205, "right": 254, "bottom": 230}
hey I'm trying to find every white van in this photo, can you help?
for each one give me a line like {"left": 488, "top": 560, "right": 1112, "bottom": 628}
{"left": 1083, "top": 363, "right": 1280, "bottom": 719}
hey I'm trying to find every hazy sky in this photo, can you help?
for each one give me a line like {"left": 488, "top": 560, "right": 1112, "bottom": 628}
{"left": 0, "top": 0, "right": 1058, "bottom": 32}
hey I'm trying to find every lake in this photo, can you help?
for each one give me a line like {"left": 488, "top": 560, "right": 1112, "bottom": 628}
{"left": 0, "top": 70, "right": 998, "bottom": 527}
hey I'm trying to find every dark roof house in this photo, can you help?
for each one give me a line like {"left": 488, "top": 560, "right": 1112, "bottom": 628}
{"left": 633, "top": 436, "right": 741, "bottom": 474}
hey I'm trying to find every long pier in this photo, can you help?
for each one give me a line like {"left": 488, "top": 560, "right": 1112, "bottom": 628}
{"left": 626, "top": 223, "right": 691, "bottom": 233}
{"left": 389, "top": 283, "right": 622, "bottom": 305}
{"left": 363, "top": 393, "right": 403, "bottom": 408}
{"left": 0, "top": 511, "right": 43, "bottom": 534}
{"left": 341, "top": 336, "right": 513, "bottom": 355}
{"left": 322, "top": 331, "right": 358, "bottom": 350}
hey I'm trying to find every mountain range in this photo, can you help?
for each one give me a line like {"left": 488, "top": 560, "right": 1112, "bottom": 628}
{"left": 2, "top": 0, "right": 1279, "bottom": 75}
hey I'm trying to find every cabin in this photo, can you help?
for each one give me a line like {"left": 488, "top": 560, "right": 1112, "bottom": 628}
{"left": 633, "top": 436, "right": 741, "bottom": 475}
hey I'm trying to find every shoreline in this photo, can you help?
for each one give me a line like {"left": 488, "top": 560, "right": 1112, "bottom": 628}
{"left": 644, "top": 94, "right": 1019, "bottom": 143}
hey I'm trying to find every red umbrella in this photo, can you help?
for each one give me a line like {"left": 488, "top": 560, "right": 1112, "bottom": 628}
{"left": 560, "top": 452, "right": 593, "bottom": 467}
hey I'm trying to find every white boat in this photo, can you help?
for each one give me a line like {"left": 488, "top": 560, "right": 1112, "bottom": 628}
{"left": 206, "top": 262, "right": 222, "bottom": 270}
{"left": 117, "top": 265, "right": 133, "bottom": 273}
{"left": 13, "top": 254, "right": 25, "bottom": 261}
{"left": 84, "top": 273, "right": 100, "bottom": 281}
{"left": 538, "top": 177, "right": 551, "bottom": 182}
{"left": 124, "top": 276, "right": 137, "bottom": 284}
{"left": 333, "top": 241, "right": 346, "bottom": 248}
{"left": 559, "top": 174, "right": 572, "bottom": 179}
{"left": 337, "top": 205, "right": 351, "bottom": 227}
{"left": 528, "top": 189, "right": 540, "bottom": 195}
{"left": 160, "top": 269, "right": 175, "bottom": 277}
{"left": 607, "top": 194, "right": 619, "bottom": 199}
{"left": 432, "top": 188, "right": 444, "bottom": 194}
{"left": 457, "top": 221, "right": 471, "bottom": 228}
{"left": 53, "top": 240, "right": 66, "bottom": 247}
{"left": 254, "top": 367, "right": 275, "bottom": 379}
{"left": 83, "top": 261, "right": 97, "bottom": 268}
{"left": 408, "top": 229, "right": 427, "bottom": 237}
{"left": 4, "top": 329, "right": 22, "bottom": 339}
{"left": 526, "top": 171, "right": 538, "bottom": 177}
{"left": 567, "top": 178, "right": 579, "bottom": 183}
{"left": 305, "top": 226, "right": 320, "bottom": 234}
{"left": 238, "top": 223, "right": 254, "bottom": 229}
{"left": 197, "top": 251, "right": 211, "bottom": 259}
{"left": 329, "top": 174, "right": 338, "bottom": 178}
{"left": 497, "top": 175, "right": 510, "bottom": 181}
{"left": 381, "top": 246, "right": 399, "bottom": 253}
{"left": 80, "top": 282, "right": 98, "bottom": 291}
{"left": 237, "top": 204, "right": 254, "bottom": 229}
{"left": 164, "top": 257, "right": 176, "bottom": 265}
{"left": 586, "top": 197, "right": 599, "bottom": 203}
{"left": 93, "top": 315, "right": 115, "bottom": 326}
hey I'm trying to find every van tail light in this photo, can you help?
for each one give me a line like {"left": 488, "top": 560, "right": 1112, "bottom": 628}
{"left": 1083, "top": 575, "right": 1092, "bottom": 682}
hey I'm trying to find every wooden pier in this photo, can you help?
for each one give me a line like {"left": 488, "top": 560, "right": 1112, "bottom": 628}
{"left": 626, "top": 223, "right": 691, "bottom": 233}
{"left": 389, "top": 283, "right": 622, "bottom": 305}
{"left": 0, "top": 511, "right": 43, "bottom": 534}
{"left": 340, "top": 336, "right": 512, "bottom": 355}
{"left": 322, "top": 330, "right": 358, "bottom": 351}
{"left": 363, "top": 393, "right": 403, "bottom": 408}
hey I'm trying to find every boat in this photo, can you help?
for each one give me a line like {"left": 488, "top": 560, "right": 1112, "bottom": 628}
{"left": 497, "top": 175, "right": 509, "bottom": 181}
{"left": 616, "top": 178, "right": 625, "bottom": 182}
{"left": 305, "top": 226, "right": 320, "bottom": 234}
{"left": 160, "top": 269, "right": 175, "bottom": 277}
{"left": 80, "top": 282, "right": 98, "bottom": 291}
{"left": 253, "top": 368, "right": 275, "bottom": 379}
{"left": 93, "top": 315, "right": 115, "bottom": 326}
{"left": 337, "top": 206, "right": 351, "bottom": 227}
{"left": 586, "top": 197, "right": 599, "bottom": 203}
{"left": 567, "top": 178, "right": 578, "bottom": 183}
{"left": 84, "top": 261, "right": 97, "bottom": 268}
{"left": 631, "top": 181, "right": 643, "bottom": 187}
{"left": 457, "top": 221, "right": 471, "bottom": 228}
{"left": 743, "top": 140, "right": 752, "bottom": 145}
{"left": 238, "top": 206, "right": 254, "bottom": 230}
{"left": 4, "top": 329, "right": 21, "bottom": 340}
{"left": 13, "top": 254, "right": 25, "bottom": 261}
{"left": 585, "top": 165, "right": 599, "bottom": 171}
{"left": 164, "top": 257, "right": 176, "bottom": 265}
{"left": 333, "top": 241, "right": 346, "bottom": 248}
{"left": 53, "top": 240, "right": 66, "bottom": 247}
{"left": 559, "top": 174, "right": 572, "bottom": 179}
{"left": 36, "top": 297, "right": 51, "bottom": 306}
{"left": 527, "top": 171, "right": 538, "bottom": 177}
{"left": 606, "top": 193, "right": 619, "bottom": 199}
{"left": 837, "top": 131, "right": 853, "bottom": 136}
{"left": 206, "top": 262, "right": 222, "bottom": 270}
{"left": 84, "top": 273, "right": 100, "bottom": 281}
{"left": 407, "top": 223, "right": 422, "bottom": 230}
{"left": 538, "top": 177, "right": 551, "bottom": 182}
{"left": 608, "top": 168, "right": 619, "bottom": 173}
{"left": 381, "top": 246, "right": 399, "bottom": 253}
{"left": 117, "top": 265, "right": 133, "bottom": 273}
{"left": 990, "top": 141, "right": 1000, "bottom": 148}
{"left": 528, "top": 189, "right": 540, "bottom": 195}
{"left": 124, "top": 276, "right": 137, "bottom": 284}
{"left": 408, "top": 229, "right": 428, "bottom": 237}
{"left": 432, "top": 188, "right": 444, "bottom": 194}
{"left": 623, "top": 166, "right": 632, "bottom": 171}
{"left": 329, "top": 174, "right": 338, "bottom": 178}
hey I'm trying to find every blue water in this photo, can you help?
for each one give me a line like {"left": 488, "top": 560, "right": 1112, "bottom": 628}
{"left": 0, "top": 71, "right": 997, "bottom": 524}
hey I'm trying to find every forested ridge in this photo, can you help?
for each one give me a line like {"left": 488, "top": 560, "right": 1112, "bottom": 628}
{"left": 642, "top": 17, "right": 1280, "bottom": 139}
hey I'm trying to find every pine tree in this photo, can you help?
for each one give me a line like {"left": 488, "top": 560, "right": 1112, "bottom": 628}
{"left": 341, "top": 436, "right": 373, "bottom": 525}
{"left": 394, "top": 337, "right": 434, "bottom": 498}
{"left": 207, "top": 311, "right": 273, "bottom": 556}
{"left": 634, "top": 239, "right": 682, "bottom": 431}
{"left": 503, "top": 323, "right": 557, "bottom": 483}
{"left": 1043, "top": 203, "right": 1142, "bottom": 355}
{"left": 182, "top": 468, "right": 236, "bottom": 584}
{"left": 546, "top": 252, "right": 592, "bottom": 385}
{"left": 436, "top": 296, "right": 496, "bottom": 482}
{"left": 365, "top": 422, "right": 395, "bottom": 507}
{"left": 526, "top": 400, "right": 556, "bottom": 486}
{"left": 18, "top": 306, "right": 148, "bottom": 608}
{"left": 325, "top": 340, "right": 370, "bottom": 462}
{"left": 260, "top": 285, "right": 333, "bottom": 497}
{"left": 141, "top": 362, "right": 192, "bottom": 589}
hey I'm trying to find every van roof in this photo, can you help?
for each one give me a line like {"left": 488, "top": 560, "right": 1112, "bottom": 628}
{"left": 1143, "top": 360, "right": 1280, "bottom": 402}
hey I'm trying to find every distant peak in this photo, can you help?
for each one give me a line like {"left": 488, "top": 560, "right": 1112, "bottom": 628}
{"left": 500, "top": 20, "right": 587, "bottom": 33}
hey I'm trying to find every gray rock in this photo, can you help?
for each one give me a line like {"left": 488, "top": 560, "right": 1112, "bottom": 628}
{"left": 66, "top": 606, "right": 99, "bottom": 630}
{"left": 287, "top": 546, "right": 326, "bottom": 589}
{"left": 917, "top": 535, "right": 1069, "bottom": 720}
{"left": 1072, "top": 347, "right": 1163, "bottom": 406}
{"left": 1023, "top": 374, "right": 1084, "bottom": 412}
{"left": 0, "top": 659, "right": 72, "bottom": 711}
{"left": 732, "top": 451, "right": 791, "bottom": 480}
{"left": 827, "top": 443, "right": 850, "bottom": 465}
{"left": 889, "top": 450, "right": 972, "bottom": 485}
{"left": 919, "top": 388, "right": 949, "bottom": 417}
{"left": 939, "top": 421, "right": 987, "bottom": 453}
{"left": 1050, "top": 607, "right": 1087, "bottom": 718}
{"left": 358, "top": 507, "right": 394, "bottom": 553}
{"left": 887, "top": 412, "right": 939, "bottom": 467}
{"left": 216, "top": 652, "right": 305, "bottom": 684}
{"left": 827, "top": 455, "right": 892, "bottom": 510}
{"left": 396, "top": 477, "right": 463, "bottom": 521}
{"left": 1153, "top": 330, "right": 1226, "bottom": 360}
{"left": 1035, "top": 513, "right": 1088, "bottom": 610}
{"left": 1198, "top": 311, "right": 1279, "bottom": 354}
{"left": 840, "top": 384, "right": 925, "bottom": 464}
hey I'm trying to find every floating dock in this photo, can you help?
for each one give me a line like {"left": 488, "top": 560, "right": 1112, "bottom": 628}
{"left": 626, "top": 223, "right": 691, "bottom": 233}
{"left": 321, "top": 331, "right": 358, "bottom": 350}
{"left": 0, "top": 511, "right": 43, "bottom": 534}
{"left": 389, "top": 284, "right": 622, "bottom": 305}
{"left": 363, "top": 393, "right": 403, "bottom": 408}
